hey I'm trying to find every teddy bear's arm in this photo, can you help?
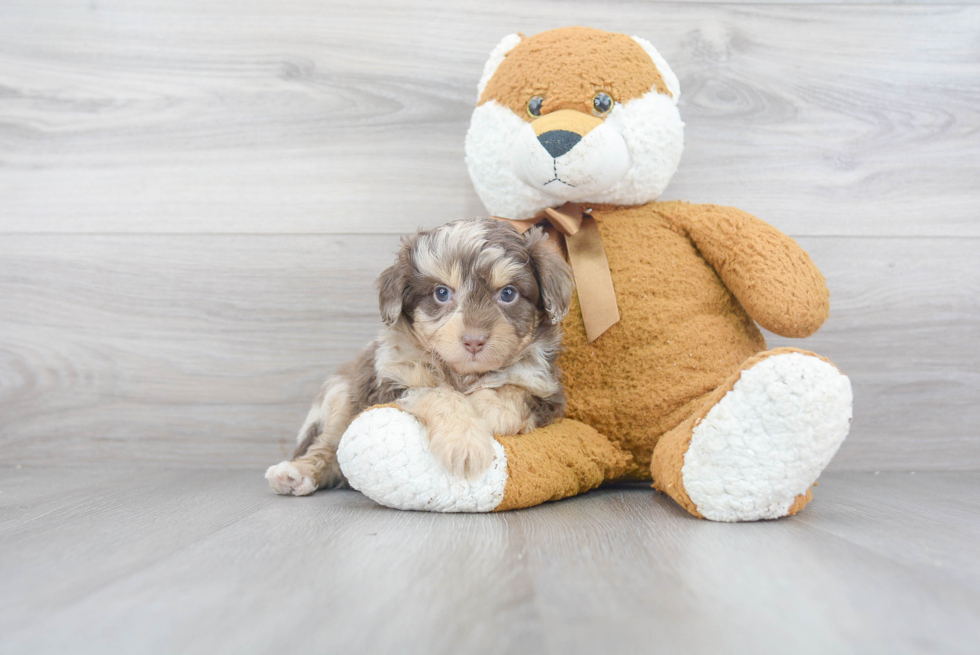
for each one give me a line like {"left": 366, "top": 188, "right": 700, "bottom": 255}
{"left": 668, "top": 203, "right": 830, "bottom": 338}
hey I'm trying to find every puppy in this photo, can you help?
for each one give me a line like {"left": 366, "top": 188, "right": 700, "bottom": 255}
{"left": 266, "top": 218, "right": 574, "bottom": 496}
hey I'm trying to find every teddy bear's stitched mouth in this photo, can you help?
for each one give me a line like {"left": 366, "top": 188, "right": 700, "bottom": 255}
{"left": 542, "top": 159, "right": 576, "bottom": 188}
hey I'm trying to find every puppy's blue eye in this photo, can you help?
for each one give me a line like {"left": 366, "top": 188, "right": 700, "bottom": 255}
{"left": 498, "top": 286, "right": 518, "bottom": 304}
{"left": 434, "top": 285, "right": 453, "bottom": 303}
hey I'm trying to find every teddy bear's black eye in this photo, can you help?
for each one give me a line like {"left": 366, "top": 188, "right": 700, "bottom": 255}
{"left": 527, "top": 96, "right": 544, "bottom": 117}
{"left": 592, "top": 92, "right": 614, "bottom": 116}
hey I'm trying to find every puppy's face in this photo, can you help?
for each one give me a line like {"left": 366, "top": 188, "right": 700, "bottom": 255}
{"left": 378, "top": 219, "right": 572, "bottom": 375}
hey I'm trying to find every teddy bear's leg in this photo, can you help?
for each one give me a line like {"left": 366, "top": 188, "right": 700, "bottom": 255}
{"left": 650, "top": 347, "right": 852, "bottom": 521}
{"left": 492, "top": 420, "right": 634, "bottom": 511}
{"left": 336, "top": 406, "right": 632, "bottom": 512}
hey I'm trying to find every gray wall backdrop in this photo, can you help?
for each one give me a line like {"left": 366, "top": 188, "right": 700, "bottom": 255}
{"left": 1, "top": 0, "right": 977, "bottom": 471}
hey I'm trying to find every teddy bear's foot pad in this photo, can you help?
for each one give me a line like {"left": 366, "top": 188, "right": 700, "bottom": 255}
{"left": 682, "top": 352, "right": 853, "bottom": 522}
{"left": 337, "top": 407, "right": 508, "bottom": 512}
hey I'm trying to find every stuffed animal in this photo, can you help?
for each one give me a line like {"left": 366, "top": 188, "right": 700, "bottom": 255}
{"left": 335, "top": 26, "right": 853, "bottom": 521}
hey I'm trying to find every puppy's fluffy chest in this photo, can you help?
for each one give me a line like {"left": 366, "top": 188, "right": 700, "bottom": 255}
{"left": 374, "top": 324, "right": 559, "bottom": 398}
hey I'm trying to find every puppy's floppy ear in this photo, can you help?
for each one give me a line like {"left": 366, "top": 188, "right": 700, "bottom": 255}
{"left": 525, "top": 227, "right": 574, "bottom": 324}
{"left": 377, "top": 235, "right": 415, "bottom": 326}
{"left": 377, "top": 264, "right": 404, "bottom": 326}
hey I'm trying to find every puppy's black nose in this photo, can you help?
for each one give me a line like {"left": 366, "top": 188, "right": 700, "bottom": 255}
{"left": 537, "top": 130, "right": 581, "bottom": 158}
{"left": 462, "top": 333, "right": 488, "bottom": 355}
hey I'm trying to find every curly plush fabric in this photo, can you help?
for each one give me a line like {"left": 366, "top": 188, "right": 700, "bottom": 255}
{"left": 337, "top": 407, "right": 508, "bottom": 512}
{"left": 650, "top": 349, "right": 852, "bottom": 520}
{"left": 681, "top": 352, "right": 852, "bottom": 521}
{"left": 335, "top": 26, "right": 853, "bottom": 521}
{"left": 495, "top": 420, "right": 633, "bottom": 511}
{"left": 557, "top": 201, "right": 832, "bottom": 473}
{"left": 479, "top": 27, "right": 672, "bottom": 117}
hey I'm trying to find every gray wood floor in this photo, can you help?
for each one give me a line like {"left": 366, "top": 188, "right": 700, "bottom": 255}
{"left": 1, "top": 467, "right": 978, "bottom": 655}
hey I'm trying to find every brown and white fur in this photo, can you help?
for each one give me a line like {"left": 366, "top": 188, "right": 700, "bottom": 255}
{"left": 266, "top": 218, "right": 574, "bottom": 495}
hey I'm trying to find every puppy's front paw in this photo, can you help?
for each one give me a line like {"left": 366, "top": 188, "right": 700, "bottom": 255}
{"left": 265, "top": 461, "right": 317, "bottom": 496}
{"left": 428, "top": 421, "right": 496, "bottom": 480}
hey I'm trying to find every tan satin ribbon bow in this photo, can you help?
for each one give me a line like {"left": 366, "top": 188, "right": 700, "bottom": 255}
{"left": 494, "top": 202, "right": 619, "bottom": 342}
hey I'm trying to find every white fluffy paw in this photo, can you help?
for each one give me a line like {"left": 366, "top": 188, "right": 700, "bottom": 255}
{"left": 682, "top": 352, "right": 853, "bottom": 522}
{"left": 336, "top": 407, "right": 508, "bottom": 512}
{"left": 428, "top": 420, "right": 496, "bottom": 481}
{"left": 265, "top": 461, "right": 318, "bottom": 496}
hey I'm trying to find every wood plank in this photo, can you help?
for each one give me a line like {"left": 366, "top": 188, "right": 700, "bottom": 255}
{"left": 0, "top": 234, "right": 976, "bottom": 470}
{"left": 1, "top": 468, "right": 978, "bottom": 654}
{"left": 766, "top": 236, "right": 980, "bottom": 471}
{"left": 0, "top": 466, "right": 545, "bottom": 654}
{"left": 0, "top": 234, "right": 400, "bottom": 467}
{"left": 511, "top": 474, "right": 980, "bottom": 655}
{"left": 798, "top": 472, "right": 980, "bottom": 583}
{"left": 0, "top": 2, "right": 977, "bottom": 236}
{"left": 0, "top": 467, "right": 271, "bottom": 636}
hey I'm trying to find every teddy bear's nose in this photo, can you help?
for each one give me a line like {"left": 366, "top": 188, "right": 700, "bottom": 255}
{"left": 537, "top": 130, "right": 582, "bottom": 158}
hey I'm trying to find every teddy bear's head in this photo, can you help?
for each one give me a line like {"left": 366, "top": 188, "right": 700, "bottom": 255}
{"left": 465, "top": 26, "right": 684, "bottom": 220}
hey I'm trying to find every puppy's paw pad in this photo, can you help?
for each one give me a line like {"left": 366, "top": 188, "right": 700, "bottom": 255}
{"left": 265, "top": 461, "right": 317, "bottom": 496}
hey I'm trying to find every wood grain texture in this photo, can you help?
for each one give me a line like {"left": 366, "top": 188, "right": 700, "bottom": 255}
{"left": 2, "top": 3, "right": 976, "bottom": 652}
{"left": 767, "top": 236, "right": 980, "bottom": 471}
{"left": 1, "top": 1, "right": 978, "bottom": 236}
{"left": 0, "top": 234, "right": 399, "bottom": 466}
{"left": 1, "top": 234, "right": 977, "bottom": 470}
{"left": 1, "top": 467, "right": 978, "bottom": 654}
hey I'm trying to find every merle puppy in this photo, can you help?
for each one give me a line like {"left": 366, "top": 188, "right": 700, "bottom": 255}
{"left": 266, "top": 218, "right": 574, "bottom": 495}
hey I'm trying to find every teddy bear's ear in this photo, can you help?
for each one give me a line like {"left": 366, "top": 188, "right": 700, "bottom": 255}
{"left": 476, "top": 33, "right": 523, "bottom": 101}
{"left": 631, "top": 36, "right": 681, "bottom": 105}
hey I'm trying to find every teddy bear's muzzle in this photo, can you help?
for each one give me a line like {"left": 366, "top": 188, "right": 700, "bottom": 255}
{"left": 510, "top": 109, "right": 630, "bottom": 201}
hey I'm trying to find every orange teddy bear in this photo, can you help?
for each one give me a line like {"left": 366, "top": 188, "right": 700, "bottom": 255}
{"left": 336, "top": 27, "right": 853, "bottom": 521}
